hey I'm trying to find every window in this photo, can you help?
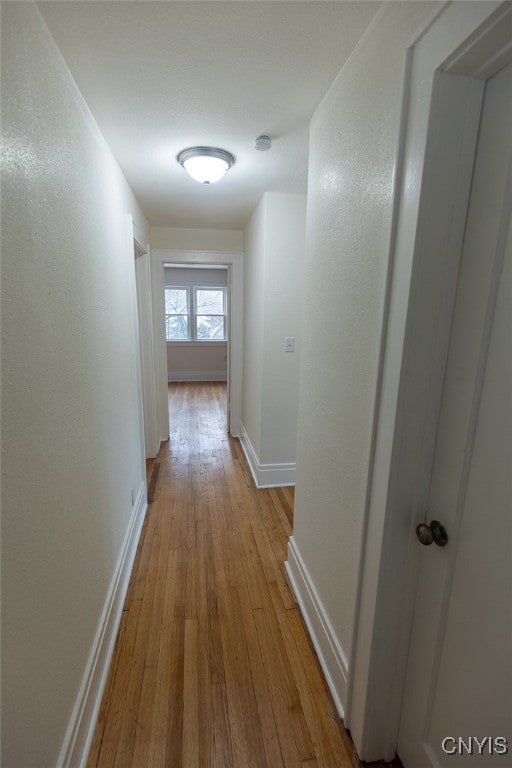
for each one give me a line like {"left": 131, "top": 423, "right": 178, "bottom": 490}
{"left": 165, "top": 286, "right": 227, "bottom": 341}
{"left": 165, "top": 287, "right": 189, "bottom": 340}
{"left": 195, "top": 288, "right": 226, "bottom": 340}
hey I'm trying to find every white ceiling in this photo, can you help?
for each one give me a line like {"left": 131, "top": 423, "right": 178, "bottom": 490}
{"left": 38, "top": 1, "right": 382, "bottom": 230}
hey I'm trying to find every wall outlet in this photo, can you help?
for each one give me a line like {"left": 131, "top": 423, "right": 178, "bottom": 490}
{"left": 284, "top": 336, "right": 295, "bottom": 353}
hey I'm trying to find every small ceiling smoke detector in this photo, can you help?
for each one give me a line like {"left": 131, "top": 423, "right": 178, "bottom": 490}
{"left": 254, "top": 135, "right": 271, "bottom": 152}
{"left": 177, "top": 146, "right": 235, "bottom": 185}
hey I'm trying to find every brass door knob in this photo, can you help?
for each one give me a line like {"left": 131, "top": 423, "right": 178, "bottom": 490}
{"left": 416, "top": 520, "right": 449, "bottom": 547}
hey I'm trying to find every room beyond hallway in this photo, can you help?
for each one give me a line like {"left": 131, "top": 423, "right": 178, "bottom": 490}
{"left": 87, "top": 383, "right": 395, "bottom": 767}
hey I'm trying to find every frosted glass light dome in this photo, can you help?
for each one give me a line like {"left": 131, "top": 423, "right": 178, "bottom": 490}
{"left": 177, "top": 147, "right": 235, "bottom": 185}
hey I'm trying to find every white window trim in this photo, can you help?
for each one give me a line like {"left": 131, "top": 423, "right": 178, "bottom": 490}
{"left": 165, "top": 284, "right": 227, "bottom": 342}
{"left": 164, "top": 285, "right": 190, "bottom": 341}
{"left": 193, "top": 285, "right": 227, "bottom": 342}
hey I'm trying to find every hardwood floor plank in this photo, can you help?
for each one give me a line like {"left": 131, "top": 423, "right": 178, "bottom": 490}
{"left": 147, "top": 547, "right": 178, "bottom": 767}
{"left": 131, "top": 504, "right": 173, "bottom": 766}
{"left": 183, "top": 618, "right": 200, "bottom": 767}
{"left": 212, "top": 532, "right": 266, "bottom": 767}
{"left": 146, "top": 460, "right": 160, "bottom": 502}
{"left": 235, "top": 575, "right": 286, "bottom": 768}
{"left": 268, "top": 486, "right": 294, "bottom": 537}
{"left": 86, "top": 609, "right": 129, "bottom": 767}
{"left": 253, "top": 603, "right": 315, "bottom": 764}
{"left": 210, "top": 681, "right": 234, "bottom": 768}
{"left": 90, "top": 598, "right": 143, "bottom": 767}
{"left": 277, "top": 597, "right": 353, "bottom": 768}
{"left": 88, "top": 382, "right": 396, "bottom": 768}
{"left": 204, "top": 532, "right": 225, "bottom": 688}
{"left": 112, "top": 521, "right": 163, "bottom": 767}
{"left": 236, "top": 509, "right": 274, "bottom": 610}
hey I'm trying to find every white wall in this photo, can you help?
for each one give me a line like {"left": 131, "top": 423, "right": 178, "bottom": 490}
{"left": 151, "top": 226, "right": 243, "bottom": 253}
{"left": 242, "top": 192, "right": 307, "bottom": 485}
{"left": 260, "top": 193, "right": 306, "bottom": 464}
{"left": 167, "top": 343, "right": 227, "bottom": 381}
{"left": 288, "top": 0, "right": 436, "bottom": 713}
{"left": 1, "top": 3, "right": 149, "bottom": 766}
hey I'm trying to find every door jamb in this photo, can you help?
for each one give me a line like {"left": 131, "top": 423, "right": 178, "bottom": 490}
{"left": 132, "top": 218, "right": 159, "bottom": 459}
{"left": 347, "top": 1, "right": 512, "bottom": 761}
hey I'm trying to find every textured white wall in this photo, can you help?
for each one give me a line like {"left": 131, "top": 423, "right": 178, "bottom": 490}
{"left": 242, "top": 192, "right": 307, "bottom": 467}
{"left": 292, "top": 2, "right": 435, "bottom": 664}
{"left": 261, "top": 193, "right": 306, "bottom": 464}
{"left": 167, "top": 343, "right": 228, "bottom": 380}
{"left": 151, "top": 226, "right": 243, "bottom": 252}
{"left": 1, "top": 3, "right": 149, "bottom": 766}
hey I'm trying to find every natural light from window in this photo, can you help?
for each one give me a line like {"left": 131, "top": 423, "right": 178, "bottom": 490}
{"left": 165, "top": 286, "right": 226, "bottom": 341}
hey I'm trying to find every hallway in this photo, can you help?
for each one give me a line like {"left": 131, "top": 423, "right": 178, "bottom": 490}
{"left": 87, "top": 383, "right": 361, "bottom": 767}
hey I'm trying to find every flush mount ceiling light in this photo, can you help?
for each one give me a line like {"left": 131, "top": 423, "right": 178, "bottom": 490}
{"left": 177, "top": 146, "right": 235, "bottom": 185}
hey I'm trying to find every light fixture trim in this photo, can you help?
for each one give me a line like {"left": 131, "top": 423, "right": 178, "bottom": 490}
{"left": 177, "top": 146, "right": 235, "bottom": 185}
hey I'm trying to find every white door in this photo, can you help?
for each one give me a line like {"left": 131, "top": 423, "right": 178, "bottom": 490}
{"left": 398, "top": 63, "right": 512, "bottom": 767}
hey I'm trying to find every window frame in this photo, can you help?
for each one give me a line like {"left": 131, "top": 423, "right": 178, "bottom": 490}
{"left": 193, "top": 285, "right": 227, "bottom": 342}
{"left": 164, "top": 285, "right": 191, "bottom": 341}
{"left": 164, "top": 284, "right": 227, "bottom": 343}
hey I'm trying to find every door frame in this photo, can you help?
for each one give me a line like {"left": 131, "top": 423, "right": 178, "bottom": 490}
{"left": 151, "top": 249, "right": 243, "bottom": 439}
{"left": 347, "top": 1, "right": 512, "bottom": 761}
{"left": 132, "top": 218, "right": 159, "bottom": 459}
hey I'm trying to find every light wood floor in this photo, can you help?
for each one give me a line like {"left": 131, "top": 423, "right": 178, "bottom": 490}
{"left": 88, "top": 382, "right": 400, "bottom": 768}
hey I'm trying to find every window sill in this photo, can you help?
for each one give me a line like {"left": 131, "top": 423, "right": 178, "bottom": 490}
{"left": 166, "top": 340, "right": 227, "bottom": 346}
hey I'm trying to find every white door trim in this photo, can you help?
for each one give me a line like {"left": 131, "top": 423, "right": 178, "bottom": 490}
{"left": 151, "top": 249, "right": 243, "bottom": 438}
{"left": 347, "top": 1, "right": 512, "bottom": 761}
{"left": 132, "top": 217, "right": 159, "bottom": 458}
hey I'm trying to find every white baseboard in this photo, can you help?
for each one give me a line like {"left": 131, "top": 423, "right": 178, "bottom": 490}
{"left": 168, "top": 370, "right": 227, "bottom": 382}
{"left": 285, "top": 536, "right": 348, "bottom": 719}
{"left": 239, "top": 424, "right": 295, "bottom": 488}
{"left": 57, "top": 481, "right": 148, "bottom": 768}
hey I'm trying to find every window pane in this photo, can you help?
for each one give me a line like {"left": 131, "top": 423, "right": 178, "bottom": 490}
{"left": 196, "top": 289, "right": 224, "bottom": 314}
{"left": 166, "top": 315, "right": 189, "bottom": 340}
{"left": 196, "top": 315, "right": 225, "bottom": 340}
{"left": 165, "top": 288, "right": 188, "bottom": 314}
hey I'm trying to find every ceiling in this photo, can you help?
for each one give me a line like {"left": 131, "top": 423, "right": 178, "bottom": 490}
{"left": 38, "top": 1, "right": 382, "bottom": 230}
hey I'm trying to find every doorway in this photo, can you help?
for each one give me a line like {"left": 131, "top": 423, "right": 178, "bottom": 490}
{"left": 132, "top": 219, "right": 159, "bottom": 460}
{"left": 150, "top": 248, "right": 243, "bottom": 444}
{"left": 164, "top": 263, "right": 230, "bottom": 431}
